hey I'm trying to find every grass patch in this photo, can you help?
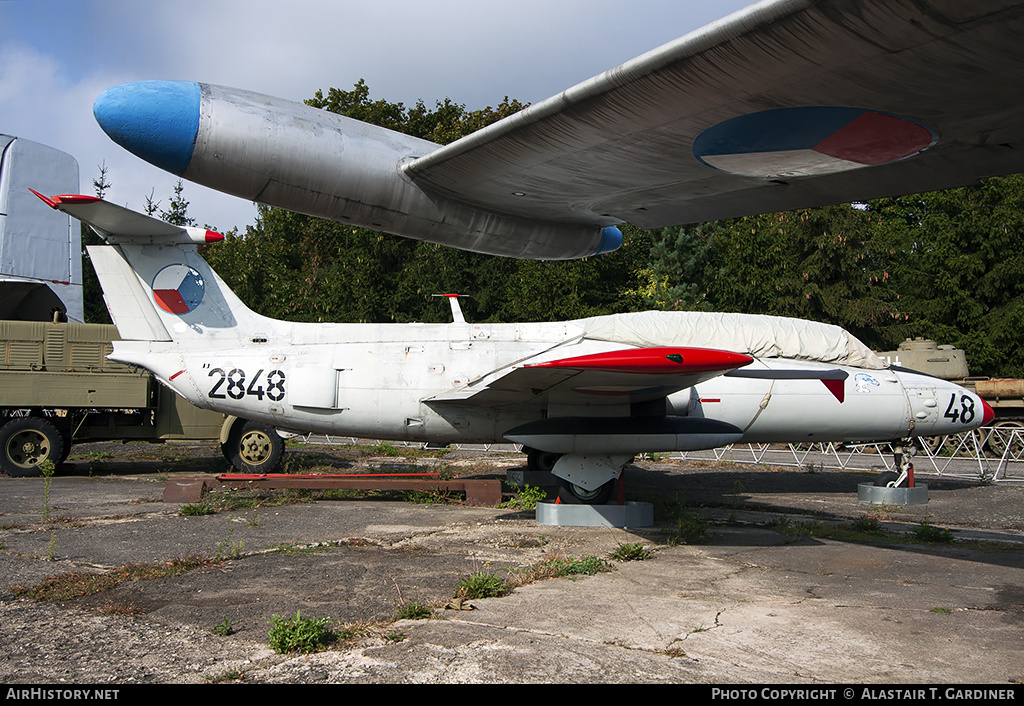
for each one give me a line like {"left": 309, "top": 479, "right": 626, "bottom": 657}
{"left": 212, "top": 616, "right": 241, "bottom": 636}
{"left": 403, "top": 489, "right": 462, "bottom": 505}
{"left": 179, "top": 502, "right": 217, "bottom": 516}
{"left": 663, "top": 514, "right": 711, "bottom": 545}
{"left": 514, "top": 553, "right": 615, "bottom": 585}
{"left": 609, "top": 542, "right": 651, "bottom": 561}
{"left": 347, "top": 441, "right": 449, "bottom": 459}
{"left": 455, "top": 570, "right": 512, "bottom": 599}
{"left": 765, "top": 516, "right": 1018, "bottom": 552}
{"left": 10, "top": 555, "right": 217, "bottom": 602}
{"left": 178, "top": 487, "right": 307, "bottom": 516}
{"left": 394, "top": 601, "right": 434, "bottom": 620}
{"left": 909, "top": 521, "right": 955, "bottom": 544}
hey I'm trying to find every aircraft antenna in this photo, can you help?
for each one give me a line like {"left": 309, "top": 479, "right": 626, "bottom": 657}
{"left": 432, "top": 294, "right": 466, "bottom": 324}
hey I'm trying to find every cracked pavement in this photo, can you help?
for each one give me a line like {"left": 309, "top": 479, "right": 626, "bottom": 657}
{"left": 1, "top": 441, "right": 1023, "bottom": 683}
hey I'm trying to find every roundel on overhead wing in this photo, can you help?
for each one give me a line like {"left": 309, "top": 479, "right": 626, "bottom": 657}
{"left": 693, "top": 107, "right": 938, "bottom": 178}
{"left": 152, "top": 264, "right": 205, "bottom": 314}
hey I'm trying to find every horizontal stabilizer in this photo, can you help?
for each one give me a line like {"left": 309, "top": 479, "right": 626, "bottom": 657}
{"left": 30, "top": 191, "right": 223, "bottom": 245}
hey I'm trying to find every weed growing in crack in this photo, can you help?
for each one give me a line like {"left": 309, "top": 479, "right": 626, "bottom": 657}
{"left": 267, "top": 611, "right": 336, "bottom": 654}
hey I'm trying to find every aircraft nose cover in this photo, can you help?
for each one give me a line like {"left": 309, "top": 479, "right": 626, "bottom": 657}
{"left": 94, "top": 81, "right": 201, "bottom": 175}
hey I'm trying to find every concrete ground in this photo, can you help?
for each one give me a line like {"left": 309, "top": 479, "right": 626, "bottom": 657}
{"left": 1, "top": 440, "right": 1023, "bottom": 684}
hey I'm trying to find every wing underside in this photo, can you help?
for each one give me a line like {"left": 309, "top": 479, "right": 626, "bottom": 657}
{"left": 405, "top": 0, "right": 1024, "bottom": 229}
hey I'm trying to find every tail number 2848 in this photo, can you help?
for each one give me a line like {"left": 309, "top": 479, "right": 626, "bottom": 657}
{"left": 208, "top": 368, "right": 286, "bottom": 401}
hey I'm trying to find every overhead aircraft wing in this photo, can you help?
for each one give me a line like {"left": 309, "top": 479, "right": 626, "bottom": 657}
{"left": 404, "top": 0, "right": 1024, "bottom": 229}
{"left": 427, "top": 346, "right": 754, "bottom": 409}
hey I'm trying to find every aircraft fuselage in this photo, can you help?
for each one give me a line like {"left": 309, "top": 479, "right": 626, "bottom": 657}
{"left": 111, "top": 320, "right": 988, "bottom": 452}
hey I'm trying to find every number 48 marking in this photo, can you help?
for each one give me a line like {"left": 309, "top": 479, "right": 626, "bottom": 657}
{"left": 943, "top": 393, "right": 975, "bottom": 425}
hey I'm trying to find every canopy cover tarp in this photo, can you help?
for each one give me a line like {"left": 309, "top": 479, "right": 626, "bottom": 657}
{"left": 579, "top": 311, "right": 886, "bottom": 370}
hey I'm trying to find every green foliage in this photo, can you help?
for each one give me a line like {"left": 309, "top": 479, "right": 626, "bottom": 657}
{"left": 212, "top": 617, "right": 240, "bottom": 636}
{"left": 663, "top": 513, "right": 711, "bottom": 545}
{"left": 455, "top": 571, "right": 511, "bottom": 599}
{"left": 394, "top": 601, "right": 434, "bottom": 620}
{"left": 851, "top": 516, "right": 885, "bottom": 535}
{"left": 267, "top": 611, "right": 336, "bottom": 654}
{"left": 498, "top": 482, "right": 548, "bottom": 511}
{"left": 519, "top": 554, "right": 616, "bottom": 581}
{"left": 909, "top": 521, "right": 955, "bottom": 544}
{"left": 640, "top": 175, "right": 1024, "bottom": 377}
{"left": 179, "top": 502, "right": 216, "bottom": 516}
{"left": 609, "top": 542, "right": 651, "bottom": 561}
{"left": 39, "top": 459, "right": 55, "bottom": 521}
{"left": 864, "top": 175, "right": 1024, "bottom": 376}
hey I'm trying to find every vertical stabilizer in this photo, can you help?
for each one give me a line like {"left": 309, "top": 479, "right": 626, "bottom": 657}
{"left": 0, "top": 135, "right": 83, "bottom": 321}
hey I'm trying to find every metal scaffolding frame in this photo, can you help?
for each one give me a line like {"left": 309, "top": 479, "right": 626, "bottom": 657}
{"left": 294, "top": 424, "right": 1024, "bottom": 482}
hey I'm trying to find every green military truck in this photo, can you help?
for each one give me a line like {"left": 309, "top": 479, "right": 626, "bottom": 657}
{"left": 0, "top": 318, "right": 284, "bottom": 476}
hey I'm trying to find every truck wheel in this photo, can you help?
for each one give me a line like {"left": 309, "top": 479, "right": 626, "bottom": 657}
{"left": 222, "top": 420, "right": 284, "bottom": 473}
{"left": 0, "top": 417, "right": 66, "bottom": 478}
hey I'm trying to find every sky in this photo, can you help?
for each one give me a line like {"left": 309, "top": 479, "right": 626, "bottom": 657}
{"left": 1, "top": 0, "right": 754, "bottom": 234}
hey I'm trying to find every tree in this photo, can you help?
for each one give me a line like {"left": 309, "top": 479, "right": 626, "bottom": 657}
{"left": 866, "top": 175, "right": 1024, "bottom": 376}
{"left": 81, "top": 163, "right": 113, "bottom": 324}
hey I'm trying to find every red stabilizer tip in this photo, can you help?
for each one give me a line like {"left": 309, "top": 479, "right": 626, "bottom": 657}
{"left": 53, "top": 194, "right": 101, "bottom": 205}
{"left": 27, "top": 188, "right": 57, "bottom": 209}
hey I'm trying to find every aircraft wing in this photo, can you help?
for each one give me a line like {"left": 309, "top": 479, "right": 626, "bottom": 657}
{"left": 405, "top": 0, "right": 1024, "bottom": 229}
{"left": 427, "top": 346, "right": 754, "bottom": 409}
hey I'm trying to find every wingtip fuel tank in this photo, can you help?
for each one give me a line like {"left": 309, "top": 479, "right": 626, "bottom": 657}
{"left": 94, "top": 81, "right": 201, "bottom": 176}
{"left": 93, "top": 80, "right": 620, "bottom": 260}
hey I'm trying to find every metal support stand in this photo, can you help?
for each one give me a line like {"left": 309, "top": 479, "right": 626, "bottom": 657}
{"left": 529, "top": 469, "right": 654, "bottom": 527}
{"left": 858, "top": 443, "right": 929, "bottom": 505}
{"left": 858, "top": 481, "right": 929, "bottom": 505}
{"left": 536, "top": 500, "right": 654, "bottom": 527}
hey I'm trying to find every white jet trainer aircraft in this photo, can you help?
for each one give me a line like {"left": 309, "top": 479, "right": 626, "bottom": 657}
{"left": 30, "top": 193, "right": 995, "bottom": 502}
{"left": 53, "top": 0, "right": 1019, "bottom": 500}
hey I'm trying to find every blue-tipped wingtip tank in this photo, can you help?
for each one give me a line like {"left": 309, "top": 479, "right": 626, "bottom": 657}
{"left": 93, "top": 81, "right": 201, "bottom": 176}
{"left": 92, "top": 81, "right": 619, "bottom": 260}
{"left": 595, "top": 226, "right": 623, "bottom": 255}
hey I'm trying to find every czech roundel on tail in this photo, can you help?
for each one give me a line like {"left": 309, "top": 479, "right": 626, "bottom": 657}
{"left": 52, "top": 0, "right": 1017, "bottom": 500}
